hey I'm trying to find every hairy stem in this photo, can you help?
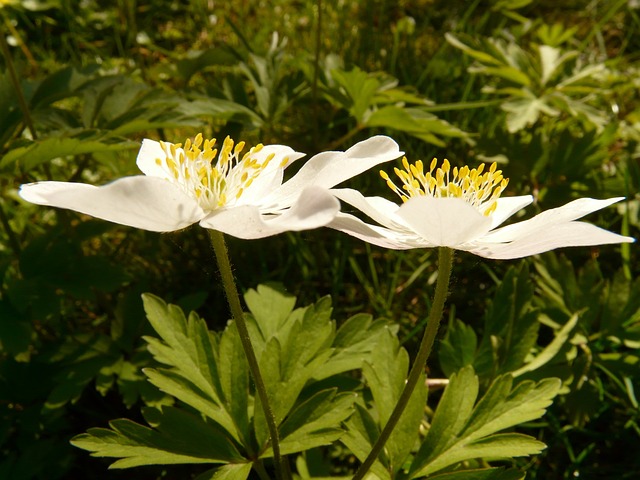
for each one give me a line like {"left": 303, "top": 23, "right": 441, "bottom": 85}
{"left": 208, "top": 230, "right": 287, "bottom": 480}
{"left": 353, "top": 247, "right": 454, "bottom": 479}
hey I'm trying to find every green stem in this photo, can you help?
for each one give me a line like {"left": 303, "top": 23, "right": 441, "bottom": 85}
{"left": 352, "top": 247, "right": 454, "bottom": 480}
{"left": 208, "top": 230, "right": 287, "bottom": 480}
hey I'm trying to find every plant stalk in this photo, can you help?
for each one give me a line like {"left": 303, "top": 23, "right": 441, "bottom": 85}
{"left": 352, "top": 247, "right": 454, "bottom": 480}
{"left": 208, "top": 230, "right": 287, "bottom": 480}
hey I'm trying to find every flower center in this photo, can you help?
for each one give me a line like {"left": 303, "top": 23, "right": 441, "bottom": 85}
{"left": 380, "top": 157, "right": 509, "bottom": 216}
{"left": 154, "top": 133, "right": 287, "bottom": 210}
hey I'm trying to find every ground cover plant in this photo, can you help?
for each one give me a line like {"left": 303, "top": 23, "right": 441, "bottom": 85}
{"left": 1, "top": 1, "right": 639, "bottom": 479}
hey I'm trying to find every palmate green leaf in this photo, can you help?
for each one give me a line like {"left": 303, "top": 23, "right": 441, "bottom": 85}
{"left": 501, "top": 93, "right": 559, "bottom": 133}
{"left": 253, "top": 299, "right": 335, "bottom": 448}
{"left": 274, "top": 388, "right": 356, "bottom": 455}
{"left": 341, "top": 404, "right": 390, "bottom": 480}
{"left": 439, "top": 319, "right": 478, "bottom": 377}
{"left": 71, "top": 405, "right": 243, "bottom": 468}
{"left": 142, "top": 368, "right": 237, "bottom": 439}
{"left": 330, "top": 67, "right": 381, "bottom": 122}
{"left": 0, "top": 133, "right": 137, "bottom": 173}
{"left": 474, "top": 264, "right": 540, "bottom": 379}
{"left": 313, "top": 313, "right": 388, "bottom": 380}
{"left": 217, "top": 322, "right": 250, "bottom": 446}
{"left": 366, "top": 106, "right": 469, "bottom": 147}
{"left": 141, "top": 295, "right": 241, "bottom": 442}
{"left": 244, "top": 286, "right": 380, "bottom": 455}
{"left": 244, "top": 284, "right": 297, "bottom": 346}
{"left": 343, "top": 330, "right": 427, "bottom": 477}
{"left": 409, "top": 367, "right": 560, "bottom": 478}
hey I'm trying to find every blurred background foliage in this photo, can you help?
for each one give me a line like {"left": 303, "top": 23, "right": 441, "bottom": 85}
{"left": 0, "top": 0, "right": 638, "bottom": 478}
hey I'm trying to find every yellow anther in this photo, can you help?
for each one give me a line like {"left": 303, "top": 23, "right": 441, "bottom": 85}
{"left": 263, "top": 153, "right": 275, "bottom": 168}
{"left": 381, "top": 157, "right": 509, "bottom": 214}
{"left": 154, "top": 133, "right": 288, "bottom": 211}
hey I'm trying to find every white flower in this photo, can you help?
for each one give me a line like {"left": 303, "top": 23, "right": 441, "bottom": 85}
{"left": 329, "top": 157, "right": 634, "bottom": 259}
{"left": 19, "top": 134, "right": 402, "bottom": 239}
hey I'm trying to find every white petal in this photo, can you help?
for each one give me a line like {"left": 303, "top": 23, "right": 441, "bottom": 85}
{"left": 397, "top": 196, "right": 493, "bottom": 247}
{"left": 489, "top": 195, "right": 534, "bottom": 229}
{"left": 199, "top": 186, "right": 340, "bottom": 239}
{"left": 238, "top": 145, "right": 305, "bottom": 206}
{"left": 484, "top": 197, "right": 625, "bottom": 243}
{"left": 268, "top": 136, "right": 402, "bottom": 205}
{"left": 19, "top": 176, "right": 204, "bottom": 232}
{"left": 329, "top": 213, "right": 417, "bottom": 250}
{"left": 469, "top": 222, "right": 635, "bottom": 259}
{"left": 331, "top": 188, "right": 408, "bottom": 230}
{"left": 136, "top": 139, "right": 172, "bottom": 179}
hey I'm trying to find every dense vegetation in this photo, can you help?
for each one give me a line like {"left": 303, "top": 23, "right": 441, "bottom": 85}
{"left": 1, "top": 1, "right": 638, "bottom": 479}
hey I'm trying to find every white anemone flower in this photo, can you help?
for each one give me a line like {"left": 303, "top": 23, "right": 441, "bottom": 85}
{"left": 329, "top": 157, "right": 634, "bottom": 259}
{"left": 19, "top": 134, "right": 402, "bottom": 239}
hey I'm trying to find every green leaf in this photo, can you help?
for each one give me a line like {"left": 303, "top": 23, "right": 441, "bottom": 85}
{"left": 501, "top": 93, "right": 559, "bottom": 133}
{"left": 217, "top": 322, "right": 251, "bottom": 445}
{"left": 1, "top": 133, "right": 137, "bottom": 172}
{"left": 474, "top": 264, "right": 540, "bottom": 378}
{"left": 429, "top": 467, "right": 524, "bottom": 480}
{"left": 196, "top": 463, "right": 253, "bottom": 480}
{"left": 314, "top": 314, "right": 388, "bottom": 380}
{"left": 366, "top": 106, "right": 469, "bottom": 147}
{"left": 142, "top": 295, "right": 240, "bottom": 442}
{"left": 344, "top": 329, "right": 427, "bottom": 476}
{"left": 330, "top": 67, "right": 381, "bottom": 122}
{"left": 445, "top": 33, "right": 506, "bottom": 67}
{"left": 439, "top": 319, "right": 478, "bottom": 377}
{"left": 409, "top": 367, "right": 560, "bottom": 478}
{"left": 275, "top": 388, "right": 356, "bottom": 455}
{"left": 244, "top": 284, "right": 297, "bottom": 345}
{"left": 469, "top": 65, "right": 531, "bottom": 86}
{"left": 71, "top": 406, "right": 243, "bottom": 468}
{"left": 341, "top": 404, "right": 391, "bottom": 480}
{"left": 512, "top": 313, "right": 579, "bottom": 377}
{"left": 29, "top": 65, "right": 100, "bottom": 109}
{"left": 253, "top": 305, "right": 334, "bottom": 448}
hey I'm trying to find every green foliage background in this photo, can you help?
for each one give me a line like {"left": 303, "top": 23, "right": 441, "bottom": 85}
{"left": 0, "top": 0, "right": 638, "bottom": 479}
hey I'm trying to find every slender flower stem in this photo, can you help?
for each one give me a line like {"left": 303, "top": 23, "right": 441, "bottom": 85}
{"left": 353, "top": 247, "right": 454, "bottom": 480}
{"left": 208, "top": 230, "right": 286, "bottom": 480}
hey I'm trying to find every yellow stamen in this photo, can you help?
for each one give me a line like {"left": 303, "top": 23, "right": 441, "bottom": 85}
{"left": 157, "top": 133, "right": 280, "bottom": 211}
{"left": 380, "top": 157, "right": 509, "bottom": 216}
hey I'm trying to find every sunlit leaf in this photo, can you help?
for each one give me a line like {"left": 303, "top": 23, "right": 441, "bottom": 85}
{"left": 409, "top": 367, "right": 560, "bottom": 478}
{"left": 71, "top": 406, "right": 243, "bottom": 468}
